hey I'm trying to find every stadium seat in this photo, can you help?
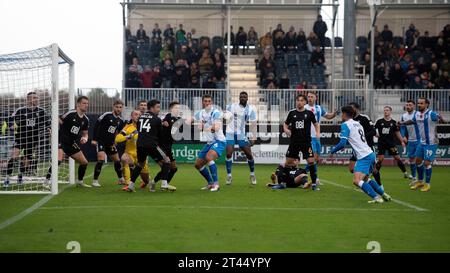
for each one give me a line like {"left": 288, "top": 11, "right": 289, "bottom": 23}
{"left": 334, "top": 37, "right": 343, "bottom": 47}
{"left": 324, "top": 37, "right": 331, "bottom": 47}
{"left": 212, "top": 36, "right": 224, "bottom": 52}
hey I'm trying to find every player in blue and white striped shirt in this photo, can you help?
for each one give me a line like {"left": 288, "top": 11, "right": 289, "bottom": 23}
{"left": 330, "top": 106, "right": 391, "bottom": 203}
{"left": 400, "top": 100, "right": 418, "bottom": 184}
{"left": 224, "top": 92, "right": 258, "bottom": 185}
{"left": 399, "top": 97, "right": 446, "bottom": 192}
{"left": 305, "top": 91, "right": 337, "bottom": 184}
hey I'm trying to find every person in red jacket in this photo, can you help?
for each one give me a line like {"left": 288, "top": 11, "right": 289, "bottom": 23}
{"left": 140, "top": 65, "right": 156, "bottom": 88}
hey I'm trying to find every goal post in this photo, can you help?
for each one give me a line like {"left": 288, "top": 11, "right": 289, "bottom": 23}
{"left": 0, "top": 44, "right": 75, "bottom": 195}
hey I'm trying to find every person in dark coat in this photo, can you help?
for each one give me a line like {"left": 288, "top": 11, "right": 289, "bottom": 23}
{"left": 313, "top": 15, "right": 328, "bottom": 51}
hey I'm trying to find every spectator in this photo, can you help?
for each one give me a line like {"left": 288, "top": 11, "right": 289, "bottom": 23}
{"left": 176, "top": 24, "right": 187, "bottom": 44}
{"left": 125, "top": 66, "right": 141, "bottom": 88}
{"left": 161, "top": 59, "right": 175, "bottom": 81}
{"left": 284, "top": 26, "right": 297, "bottom": 52}
{"left": 190, "top": 28, "right": 197, "bottom": 39}
{"left": 190, "top": 62, "right": 201, "bottom": 80}
{"left": 152, "top": 65, "right": 162, "bottom": 88}
{"left": 368, "top": 26, "right": 381, "bottom": 46}
{"left": 405, "top": 23, "right": 417, "bottom": 47}
{"left": 313, "top": 15, "right": 328, "bottom": 51}
{"left": 125, "top": 46, "right": 137, "bottom": 66}
{"left": 247, "top": 27, "right": 258, "bottom": 51}
{"left": 429, "top": 62, "right": 440, "bottom": 86}
{"left": 190, "top": 76, "right": 200, "bottom": 88}
{"left": 388, "top": 63, "right": 406, "bottom": 88}
{"left": 272, "top": 24, "right": 284, "bottom": 39}
{"left": 409, "top": 75, "right": 423, "bottom": 89}
{"left": 172, "top": 67, "right": 189, "bottom": 88}
{"left": 202, "top": 76, "right": 216, "bottom": 89}
{"left": 422, "top": 31, "right": 433, "bottom": 51}
{"left": 273, "top": 31, "right": 284, "bottom": 51}
{"left": 398, "top": 44, "right": 406, "bottom": 58}
{"left": 130, "top": 57, "right": 143, "bottom": 73}
{"left": 259, "top": 49, "right": 275, "bottom": 85}
{"left": 307, "top": 32, "right": 321, "bottom": 53}
{"left": 214, "top": 48, "right": 226, "bottom": 65}
{"left": 140, "top": 65, "right": 156, "bottom": 88}
{"left": 175, "top": 59, "right": 190, "bottom": 77}
{"left": 437, "top": 70, "right": 450, "bottom": 89}
{"left": 310, "top": 46, "right": 325, "bottom": 66}
{"left": 150, "top": 37, "right": 162, "bottom": 58}
{"left": 152, "top": 23, "right": 162, "bottom": 39}
{"left": 175, "top": 44, "right": 189, "bottom": 62}
{"left": 166, "top": 38, "right": 175, "bottom": 54}
{"left": 296, "top": 80, "right": 308, "bottom": 90}
{"left": 125, "top": 27, "right": 131, "bottom": 41}
{"left": 296, "top": 29, "right": 307, "bottom": 51}
{"left": 263, "top": 73, "right": 277, "bottom": 89}
{"left": 441, "top": 57, "right": 450, "bottom": 72}
{"left": 163, "top": 24, "right": 174, "bottom": 40}
{"left": 212, "top": 61, "right": 226, "bottom": 83}
{"left": 236, "top": 26, "right": 248, "bottom": 55}
{"left": 159, "top": 44, "right": 174, "bottom": 62}
{"left": 260, "top": 32, "right": 273, "bottom": 51}
{"left": 199, "top": 39, "right": 210, "bottom": 56}
{"left": 435, "top": 38, "right": 447, "bottom": 61}
{"left": 381, "top": 24, "right": 393, "bottom": 43}
{"left": 224, "top": 26, "right": 236, "bottom": 55}
{"left": 374, "top": 63, "right": 387, "bottom": 89}
{"left": 279, "top": 72, "right": 290, "bottom": 89}
{"left": 187, "top": 46, "right": 200, "bottom": 65}
{"left": 136, "top": 24, "right": 147, "bottom": 43}
{"left": 199, "top": 51, "right": 214, "bottom": 75}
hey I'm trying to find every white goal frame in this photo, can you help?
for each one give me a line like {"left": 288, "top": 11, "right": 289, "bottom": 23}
{"left": 0, "top": 44, "right": 75, "bottom": 195}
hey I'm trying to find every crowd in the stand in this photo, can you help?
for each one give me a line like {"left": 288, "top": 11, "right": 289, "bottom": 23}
{"left": 360, "top": 23, "right": 450, "bottom": 89}
{"left": 125, "top": 23, "right": 227, "bottom": 89}
{"left": 125, "top": 19, "right": 450, "bottom": 90}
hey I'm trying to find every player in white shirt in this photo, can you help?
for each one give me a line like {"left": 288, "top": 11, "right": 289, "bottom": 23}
{"left": 224, "top": 92, "right": 258, "bottom": 185}
{"left": 329, "top": 106, "right": 391, "bottom": 203}
{"left": 399, "top": 97, "right": 446, "bottom": 192}
{"left": 193, "top": 94, "right": 227, "bottom": 192}
{"left": 305, "top": 91, "right": 337, "bottom": 184}
{"left": 400, "top": 100, "right": 419, "bottom": 184}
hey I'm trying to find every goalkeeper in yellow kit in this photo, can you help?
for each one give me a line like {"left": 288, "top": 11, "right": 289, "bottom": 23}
{"left": 115, "top": 109, "right": 150, "bottom": 187}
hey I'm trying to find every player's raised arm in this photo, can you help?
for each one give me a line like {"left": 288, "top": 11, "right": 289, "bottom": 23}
{"left": 330, "top": 123, "right": 349, "bottom": 154}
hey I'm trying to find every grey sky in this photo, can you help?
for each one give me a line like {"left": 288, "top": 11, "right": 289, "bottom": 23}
{"left": 0, "top": 0, "right": 123, "bottom": 90}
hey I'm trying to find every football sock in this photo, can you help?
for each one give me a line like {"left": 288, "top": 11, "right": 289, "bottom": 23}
{"left": 208, "top": 161, "right": 218, "bottom": 183}
{"left": 93, "top": 161, "right": 104, "bottom": 180}
{"left": 167, "top": 168, "right": 177, "bottom": 183}
{"left": 372, "top": 171, "right": 382, "bottom": 185}
{"left": 78, "top": 164, "right": 87, "bottom": 181}
{"left": 114, "top": 161, "right": 123, "bottom": 179}
{"left": 410, "top": 162, "right": 417, "bottom": 178}
{"left": 368, "top": 179, "right": 385, "bottom": 195}
{"left": 123, "top": 164, "right": 130, "bottom": 183}
{"left": 225, "top": 158, "right": 232, "bottom": 175}
{"left": 358, "top": 180, "right": 377, "bottom": 199}
{"left": 425, "top": 165, "right": 432, "bottom": 184}
{"left": 199, "top": 166, "right": 213, "bottom": 184}
{"left": 6, "top": 158, "right": 16, "bottom": 175}
{"left": 417, "top": 163, "right": 424, "bottom": 181}
{"left": 247, "top": 159, "right": 255, "bottom": 174}
{"left": 309, "top": 163, "right": 317, "bottom": 184}
{"left": 397, "top": 160, "right": 407, "bottom": 173}
{"left": 46, "top": 161, "right": 62, "bottom": 180}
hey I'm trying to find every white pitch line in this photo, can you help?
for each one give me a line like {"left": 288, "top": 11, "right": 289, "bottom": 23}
{"left": 37, "top": 204, "right": 415, "bottom": 212}
{"left": 320, "top": 179, "right": 429, "bottom": 212}
{"left": 0, "top": 172, "right": 95, "bottom": 231}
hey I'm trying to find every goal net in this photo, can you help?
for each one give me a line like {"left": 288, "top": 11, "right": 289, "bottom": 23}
{"left": 0, "top": 44, "right": 74, "bottom": 195}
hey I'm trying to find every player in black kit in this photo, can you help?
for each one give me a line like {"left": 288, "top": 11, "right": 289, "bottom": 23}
{"left": 149, "top": 101, "right": 182, "bottom": 191}
{"left": 283, "top": 94, "right": 320, "bottom": 191}
{"left": 91, "top": 100, "right": 125, "bottom": 187}
{"left": 124, "top": 99, "right": 175, "bottom": 192}
{"left": 4, "top": 92, "right": 50, "bottom": 187}
{"left": 45, "top": 96, "right": 91, "bottom": 188}
{"left": 266, "top": 159, "right": 309, "bottom": 189}
{"left": 374, "top": 106, "right": 409, "bottom": 178}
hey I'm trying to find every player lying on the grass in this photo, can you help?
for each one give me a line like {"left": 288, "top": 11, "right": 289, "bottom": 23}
{"left": 400, "top": 100, "right": 419, "bottom": 185}
{"left": 398, "top": 97, "right": 446, "bottom": 192}
{"left": 4, "top": 92, "right": 50, "bottom": 187}
{"left": 148, "top": 101, "right": 182, "bottom": 191}
{"left": 329, "top": 105, "right": 392, "bottom": 204}
{"left": 91, "top": 100, "right": 125, "bottom": 187}
{"left": 374, "top": 106, "right": 409, "bottom": 179}
{"left": 193, "top": 94, "right": 226, "bottom": 192}
{"left": 124, "top": 99, "right": 175, "bottom": 192}
{"left": 224, "top": 91, "right": 257, "bottom": 186}
{"left": 304, "top": 91, "right": 337, "bottom": 185}
{"left": 266, "top": 160, "right": 309, "bottom": 190}
{"left": 114, "top": 109, "right": 150, "bottom": 186}
{"left": 347, "top": 102, "right": 382, "bottom": 187}
{"left": 283, "top": 94, "right": 320, "bottom": 191}
{"left": 45, "top": 96, "right": 91, "bottom": 188}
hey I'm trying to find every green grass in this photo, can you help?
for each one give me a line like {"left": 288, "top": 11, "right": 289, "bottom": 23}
{"left": 0, "top": 163, "right": 449, "bottom": 253}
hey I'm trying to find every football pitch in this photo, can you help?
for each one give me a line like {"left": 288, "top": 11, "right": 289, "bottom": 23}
{"left": 0, "top": 163, "right": 449, "bottom": 253}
